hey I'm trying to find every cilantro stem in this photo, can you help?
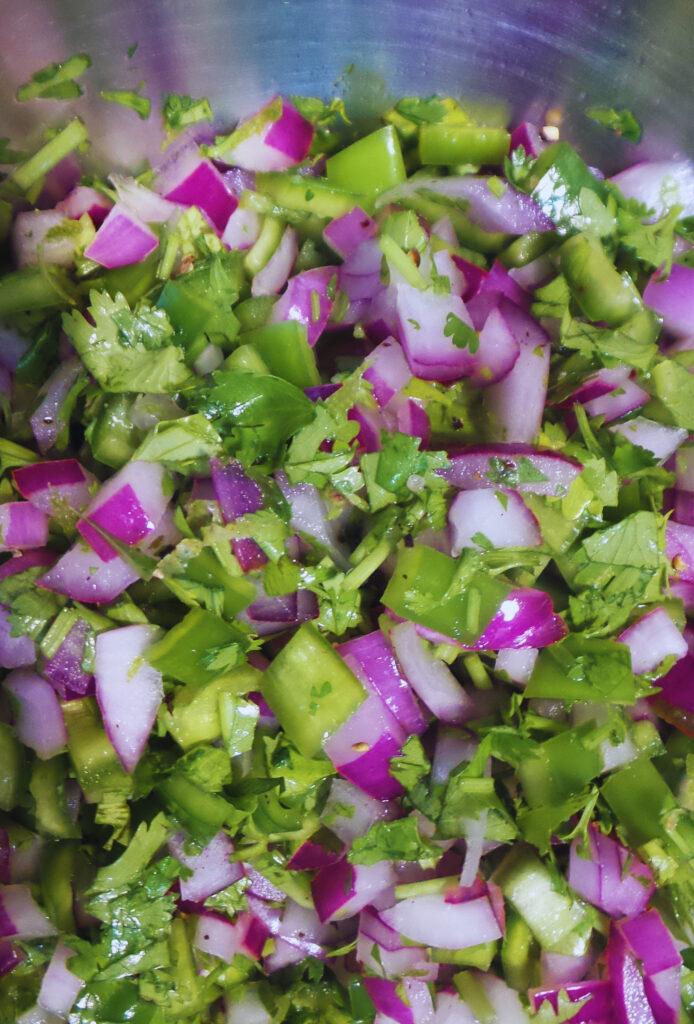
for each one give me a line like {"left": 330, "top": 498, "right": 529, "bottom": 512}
{"left": 11, "top": 117, "right": 88, "bottom": 192}
{"left": 343, "top": 537, "right": 392, "bottom": 591}
{"left": 379, "top": 233, "right": 429, "bottom": 290}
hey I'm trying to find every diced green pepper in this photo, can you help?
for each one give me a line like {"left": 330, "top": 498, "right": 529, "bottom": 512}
{"left": 558, "top": 232, "right": 642, "bottom": 327}
{"left": 240, "top": 320, "right": 321, "bottom": 389}
{"left": 0, "top": 723, "right": 26, "bottom": 812}
{"left": 502, "top": 909, "right": 539, "bottom": 991}
{"left": 601, "top": 756, "right": 676, "bottom": 847}
{"left": 62, "top": 698, "right": 132, "bottom": 804}
{"left": 524, "top": 634, "right": 636, "bottom": 704}
{"left": 29, "top": 755, "right": 79, "bottom": 838}
{"left": 14, "top": 322, "right": 59, "bottom": 387}
{"left": 159, "top": 542, "right": 256, "bottom": 620}
{"left": 256, "top": 172, "right": 365, "bottom": 219}
{"left": 157, "top": 773, "right": 234, "bottom": 844}
{"left": 41, "top": 841, "right": 77, "bottom": 931}
{"left": 431, "top": 941, "right": 498, "bottom": 969}
{"left": 234, "top": 295, "right": 278, "bottom": 331}
{"left": 146, "top": 607, "right": 248, "bottom": 685}
{"left": 261, "top": 622, "right": 366, "bottom": 758}
{"left": 419, "top": 124, "right": 510, "bottom": 166}
{"left": 518, "top": 721, "right": 602, "bottom": 807}
{"left": 81, "top": 252, "right": 159, "bottom": 305}
{"left": 224, "top": 344, "right": 271, "bottom": 375}
{"left": 327, "top": 126, "right": 406, "bottom": 201}
{"left": 87, "top": 394, "right": 140, "bottom": 469}
{"left": 382, "top": 544, "right": 509, "bottom": 646}
{"left": 0, "top": 267, "right": 78, "bottom": 315}
{"left": 162, "top": 665, "right": 261, "bottom": 749}
{"left": 391, "top": 191, "right": 511, "bottom": 254}
{"left": 493, "top": 845, "right": 592, "bottom": 955}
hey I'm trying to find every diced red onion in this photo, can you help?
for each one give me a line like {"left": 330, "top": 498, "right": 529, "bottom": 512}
{"left": 30, "top": 358, "right": 82, "bottom": 455}
{"left": 611, "top": 160, "right": 694, "bottom": 220}
{"left": 432, "top": 249, "right": 467, "bottom": 298}
{"left": 275, "top": 471, "right": 346, "bottom": 563}
{"left": 13, "top": 210, "right": 78, "bottom": 268}
{"left": 541, "top": 949, "right": 595, "bottom": 988}
{"left": 467, "top": 262, "right": 530, "bottom": 329}
{"left": 169, "top": 831, "right": 243, "bottom": 903}
{"left": 363, "top": 337, "right": 412, "bottom": 408}
{"left": 0, "top": 884, "right": 56, "bottom": 940}
{"left": 194, "top": 911, "right": 269, "bottom": 962}
{"left": 41, "top": 617, "right": 94, "bottom": 701}
{"left": 468, "top": 306, "right": 520, "bottom": 386}
{"left": 385, "top": 393, "right": 430, "bottom": 445}
{"left": 287, "top": 836, "right": 343, "bottom": 871}
{"left": 110, "top": 174, "right": 180, "bottom": 223}
{"left": 451, "top": 256, "right": 487, "bottom": 303}
{"left": 57, "top": 185, "right": 112, "bottom": 225}
{"left": 510, "top": 121, "right": 545, "bottom": 159}
{"left": 439, "top": 444, "right": 581, "bottom": 496}
{"left": 643, "top": 262, "right": 694, "bottom": 337}
{"left": 337, "top": 630, "right": 428, "bottom": 736}
{"left": 619, "top": 608, "right": 688, "bottom": 675}
{"left": 311, "top": 858, "right": 396, "bottom": 923}
{"left": 476, "top": 588, "right": 566, "bottom": 650}
{"left": 81, "top": 461, "right": 170, "bottom": 547}
{"left": 269, "top": 266, "right": 338, "bottom": 347}
{"left": 483, "top": 302, "right": 551, "bottom": 444}
{"left": 0, "top": 552, "right": 55, "bottom": 669}
{"left": 324, "top": 207, "right": 377, "bottom": 260}
{"left": 495, "top": 647, "right": 538, "bottom": 685}
{"left": 13, "top": 459, "right": 95, "bottom": 516}
{"left": 39, "top": 538, "right": 138, "bottom": 605}
{"left": 531, "top": 980, "right": 612, "bottom": 1023}
{"left": 251, "top": 225, "right": 298, "bottom": 296}
{"left": 0, "top": 327, "right": 29, "bottom": 372}
{"left": 357, "top": 908, "right": 437, "bottom": 982}
{"left": 380, "top": 891, "right": 502, "bottom": 950}
{"left": 3, "top": 669, "right": 67, "bottom": 760}
{"left": 271, "top": 898, "right": 350, "bottom": 962}
{"left": 364, "top": 977, "right": 416, "bottom": 1024}
{"left": 37, "top": 940, "right": 82, "bottom": 1018}
{"left": 395, "top": 282, "right": 477, "bottom": 381}
{"left": 324, "top": 693, "right": 405, "bottom": 800}
{"left": 210, "top": 457, "right": 266, "bottom": 570}
{"left": 433, "top": 991, "right": 479, "bottom": 1023}
{"left": 221, "top": 207, "right": 262, "bottom": 250}
{"left": 564, "top": 366, "right": 631, "bottom": 405}
{"left": 569, "top": 824, "right": 654, "bottom": 919}
{"left": 154, "top": 142, "right": 238, "bottom": 232}
{"left": 94, "top": 624, "right": 163, "bottom": 772}
{"left": 611, "top": 415, "right": 688, "bottom": 463}
{"left": 193, "top": 343, "right": 224, "bottom": 377}
{"left": 219, "top": 96, "right": 314, "bottom": 172}
{"left": 84, "top": 203, "right": 159, "bottom": 269}
{"left": 1, "top": 828, "right": 43, "bottom": 884}
{"left": 666, "top": 520, "right": 694, "bottom": 582}
{"left": 432, "top": 727, "right": 477, "bottom": 785}
{"left": 320, "top": 778, "right": 398, "bottom": 846}
{"left": 618, "top": 909, "right": 682, "bottom": 977}
{"left": 385, "top": 176, "right": 553, "bottom": 234}
{"left": 583, "top": 378, "right": 650, "bottom": 422}
{"left": 0, "top": 503, "right": 48, "bottom": 552}
{"left": 225, "top": 985, "right": 272, "bottom": 1024}
{"left": 389, "top": 621, "right": 475, "bottom": 724}
{"left": 430, "top": 215, "right": 458, "bottom": 248}
{"left": 0, "top": 941, "right": 24, "bottom": 980}
{"left": 509, "top": 253, "right": 554, "bottom": 290}
{"left": 448, "top": 487, "right": 541, "bottom": 555}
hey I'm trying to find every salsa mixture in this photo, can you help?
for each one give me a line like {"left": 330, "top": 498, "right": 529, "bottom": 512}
{"left": 1, "top": 55, "right": 694, "bottom": 1024}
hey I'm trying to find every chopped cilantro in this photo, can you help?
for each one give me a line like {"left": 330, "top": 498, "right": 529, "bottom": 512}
{"left": 16, "top": 53, "right": 91, "bottom": 102}
{"left": 586, "top": 105, "right": 642, "bottom": 142}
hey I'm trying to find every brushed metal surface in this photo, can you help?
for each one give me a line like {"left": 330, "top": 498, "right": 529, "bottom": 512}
{"left": 0, "top": 0, "right": 692, "bottom": 171}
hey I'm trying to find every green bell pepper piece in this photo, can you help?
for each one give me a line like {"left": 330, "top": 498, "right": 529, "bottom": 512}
{"left": 493, "top": 844, "right": 592, "bottom": 955}
{"left": 163, "top": 665, "right": 261, "bottom": 749}
{"left": 382, "top": 544, "right": 509, "bottom": 645}
{"left": 0, "top": 723, "right": 25, "bottom": 812}
{"left": 224, "top": 344, "right": 271, "bottom": 375}
{"left": 29, "top": 755, "right": 79, "bottom": 838}
{"left": 157, "top": 773, "right": 234, "bottom": 844}
{"left": 41, "top": 841, "right": 77, "bottom": 931}
{"left": 525, "top": 634, "right": 636, "bottom": 704}
{"left": 147, "top": 607, "right": 248, "bottom": 685}
{"left": 62, "top": 698, "right": 132, "bottom": 803}
{"left": 87, "top": 394, "right": 140, "bottom": 469}
{"left": 256, "top": 172, "right": 365, "bottom": 219}
{"left": 502, "top": 909, "right": 539, "bottom": 991}
{"left": 517, "top": 721, "right": 602, "bottom": 808}
{"left": 261, "top": 622, "right": 366, "bottom": 758}
{"left": 601, "top": 756, "right": 676, "bottom": 848}
{"left": 558, "top": 232, "right": 642, "bottom": 327}
{"left": 82, "top": 252, "right": 159, "bottom": 305}
{"left": 419, "top": 124, "right": 510, "bottom": 166}
{"left": 234, "top": 295, "right": 278, "bottom": 331}
{"left": 0, "top": 267, "right": 78, "bottom": 315}
{"left": 327, "top": 126, "right": 406, "bottom": 201}
{"left": 241, "top": 320, "right": 320, "bottom": 389}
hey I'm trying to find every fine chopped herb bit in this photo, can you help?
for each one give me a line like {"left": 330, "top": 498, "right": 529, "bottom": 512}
{"left": 16, "top": 52, "right": 91, "bottom": 102}
{"left": 100, "top": 81, "right": 151, "bottom": 119}
{"left": 162, "top": 92, "right": 213, "bottom": 134}
{"left": 586, "top": 105, "right": 642, "bottom": 142}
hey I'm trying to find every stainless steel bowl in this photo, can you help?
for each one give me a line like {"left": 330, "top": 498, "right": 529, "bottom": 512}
{"left": 0, "top": 0, "right": 692, "bottom": 172}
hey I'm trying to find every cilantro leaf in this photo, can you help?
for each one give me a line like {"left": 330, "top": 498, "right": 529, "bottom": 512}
{"left": 444, "top": 312, "right": 479, "bottom": 352}
{"left": 62, "top": 291, "right": 191, "bottom": 394}
{"left": 349, "top": 817, "right": 436, "bottom": 865}
{"left": 581, "top": 510, "right": 662, "bottom": 569}
{"left": 100, "top": 82, "right": 151, "bottom": 119}
{"left": 132, "top": 414, "right": 223, "bottom": 471}
{"left": 16, "top": 53, "right": 91, "bottom": 102}
{"left": 651, "top": 358, "right": 694, "bottom": 430}
{"left": 162, "top": 93, "right": 213, "bottom": 135}
{"left": 586, "top": 106, "right": 642, "bottom": 143}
